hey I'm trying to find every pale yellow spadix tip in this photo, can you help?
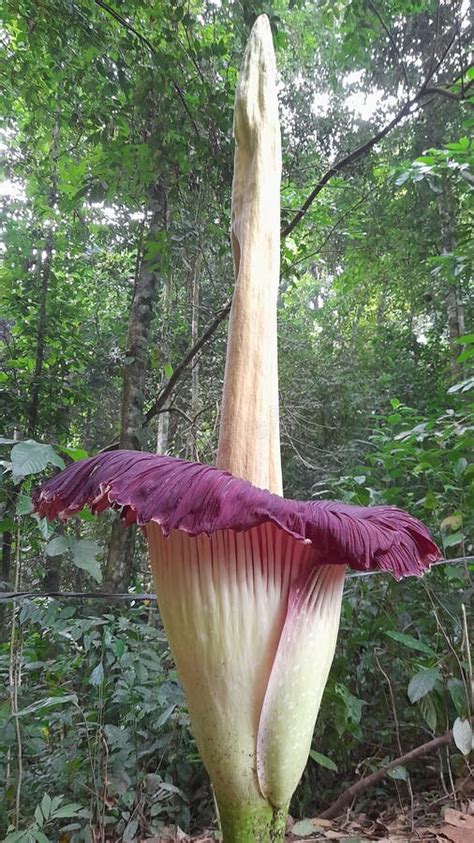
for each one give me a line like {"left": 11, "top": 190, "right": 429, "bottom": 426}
{"left": 217, "top": 11, "right": 282, "bottom": 495}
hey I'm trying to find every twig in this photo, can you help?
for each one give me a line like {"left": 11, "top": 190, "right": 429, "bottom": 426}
{"left": 0, "top": 556, "right": 471, "bottom": 603}
{"left": 367, "top": 0, "right": 410, "bottom": 91}
{"left": 285, "top": 195, "right": 366, "bottom": 270}
{"left": 8, "top": 526, "right": 22, "bottom": 828}
{"left": 424, "top": 81, "right": 474, "bottom": 101}
{"left": 281, "top": 31, "right": 462, "bottom": 238}
{"left": 374, "top": 650, "right": 415, "bottom": 819}
{"left": 281, "top": 97, "right": 413, "bottom": 237}
{"left": 143, "top": 297, "right": 232, "bottom": 425}
{"left": 319, "top": 716, "right": 474, "bottom": 819}
{"left": 461, "top": 602, "right": 473, "bottom": 710}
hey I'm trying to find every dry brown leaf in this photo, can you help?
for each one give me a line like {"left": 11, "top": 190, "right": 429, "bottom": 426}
{"left": 386, "top": 819, "right": 409, "bottom": 831}
{"left": 439, "top": 824, "right": 474, "bottom": 843}
{"left": 443, "top": 808, "right": 474, "bottom": 831}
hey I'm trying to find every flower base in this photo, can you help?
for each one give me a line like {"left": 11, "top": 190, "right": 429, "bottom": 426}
{"left": 217, "top": 798, "right": 288, "bottom": 843}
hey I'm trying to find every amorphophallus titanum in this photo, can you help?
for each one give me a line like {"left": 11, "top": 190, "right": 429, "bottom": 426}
{"left": 33, "top": 16, "right": 441, "bottom": 843}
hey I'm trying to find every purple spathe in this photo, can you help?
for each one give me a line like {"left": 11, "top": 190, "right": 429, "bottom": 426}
{"left": 33, "top": 450, "right": 441, "bottom": 580}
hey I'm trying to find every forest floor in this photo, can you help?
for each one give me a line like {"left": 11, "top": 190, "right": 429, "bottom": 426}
{"left": 140, "top": 797, "right": 474, "bottom": 842}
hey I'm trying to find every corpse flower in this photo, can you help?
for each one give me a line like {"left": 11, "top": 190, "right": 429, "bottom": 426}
{"left": 34, "top": 16, "right": 441, "bottom": 843}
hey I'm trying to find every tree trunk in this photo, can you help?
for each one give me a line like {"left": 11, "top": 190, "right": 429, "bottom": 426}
{"left": 186, "top": 252, "right": 201, "bottom": 459}
{"left": 156, "top": 268, "right": 173, "bottom": 454}
{"left": 27, "top": 239, "right": 53, "bottom": 437}
{"left": 103, "top": 185, "right": 166, "bottom": 591}
{"left": 27, "top": 122, "right": 58, "bottom": 437}
{"left": 438, "top": 190, "right": 465, "bottom": 379}
{"left": 26, "top": 122, "right": 67, "bottom": 596}
{"left": 0, "top": 529, "right": 13, "bottom": 642}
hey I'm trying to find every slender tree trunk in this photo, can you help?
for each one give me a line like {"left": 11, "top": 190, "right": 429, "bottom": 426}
{"left": 27, "top": 123, "right": 58, "bottom": 437}
{"left": 438, "top": 189, "right": 465, "bottom": 379}
{"left": 25, "top": 121, "right": 66, "bottom": 596}
{"left": 156, "top": 270, "right": 173, "bottom": 454}
{"left": 27, "top": 244, "right": 52, "bottom": 437}
{"left": 1, "top": 530, "right": 12, "bottom": 588}
{"left": 186, "top": 252, "right": 201, "bottom": 459}
{"left": 103, "top": 185, "right": 166, "bottom": 591}
{"left": 0, "top": 528, "right": 13, "bottom": 642}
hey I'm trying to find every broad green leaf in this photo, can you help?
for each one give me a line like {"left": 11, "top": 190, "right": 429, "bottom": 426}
{"left": 456, "top": 347, "right": 474, "bottom": 363}
{"left": 51, "top": 804, "right": 82, "bottom": 818}
{"left": 15, "top": 694, "right": 78, "bottom": 717}
{"left": 387, "top": 765, "right": 407, "bottom": 781}
{"left": 113, "top": 638, "right": 126, "bottom": 659}
{"left": 407, "top": 668, "right": 439, "bottom": 703}
{"left": 452, "top": 717, "right": 473, "bottom": 756}
{"left": 46, "top": 536, "right": 70, "bottom": 556}
{"left": 49, "top": 795, "right": 63, "bottom": 814}
{"left": 70, "top": 539, "right": 102, "bottom": 583}
{"left": 31, "top": 514, "right": 52, "bottom": 540}
{"left": 385, "top": 630, "right": 436, "bottom": 656}
{"left": 447, "top": 678, "right": 468, "bottom": 717}
{"left": 16, "top": 494, "right": 33, "bottom": 515}
{"left": 291, "top": 818, "right": 327, "bottom": 837}
{"left": 0, "top": 518, "right": 15, "bottom": 532}
{"left": 11, "top": 440, "right": 65, "bottom": 477}
{"left": 59, "top": 446, "right": 89, "bottom": 461}
{"left": 335, "top": 683, "right": 364, "bottom": 724}
{"left": 40, "top": 794, "right": 51, "bottom": 821}
{"left": 448, "top": 377, "right": 474, "bottom": 393}
{"left": 155, "top": 703, "right": 176, "bottom": 728}
{"left": 443, "top": 531, "right": 464, "bottom": 548}
{"left": 309, "top": 750, "right": 338, "bottom": 771}
{"left": 419, "top": 694, "right": 437, "bottom": 732}
{"left": 90, "top": 662, "right": 104, "bottom": 686}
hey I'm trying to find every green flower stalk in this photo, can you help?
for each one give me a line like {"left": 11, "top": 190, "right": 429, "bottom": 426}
{"left": 34, "top": 15, "right": 441, "bottom": 843}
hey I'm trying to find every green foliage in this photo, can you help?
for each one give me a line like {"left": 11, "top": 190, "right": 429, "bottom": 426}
{"left": 322, "top": 389, "right": 473, "bottom": 558}
{"left": 4, "top": 794, "right": 83, "bottom": 843}
{"left": 0, "top": 0, "right": 472, "bottom": 835}
{"left": 0, "top": 601, "right": 198, "bottom": 840}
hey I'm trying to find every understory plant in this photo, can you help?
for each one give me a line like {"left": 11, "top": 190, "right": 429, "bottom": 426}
{"left": 33, "top": 17, "right": 441, "bottom": 842}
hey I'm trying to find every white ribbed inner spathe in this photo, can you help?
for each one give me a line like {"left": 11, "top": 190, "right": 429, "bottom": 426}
{"left": 147, "top": 521, "right": 345, "bottom": 810}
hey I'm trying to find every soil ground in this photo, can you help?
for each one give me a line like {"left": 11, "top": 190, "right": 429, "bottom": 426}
{"left": 140, "top": 796, "right": 474, "bottom": 842}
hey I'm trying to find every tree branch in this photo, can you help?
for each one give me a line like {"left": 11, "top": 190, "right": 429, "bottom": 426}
{"left": 367, "top": 0, "right": 410, "bottom": 91}
{"left": 319, "top": 717, "right": 474, "bottom": 820}
{"left": 93, "top": 12, "right": 466, "bottom": 421}
{"left": 143, "top": 298, "right": 232, "bottom": 426}
{"left": 281, "top": 98, "right": 414, "bottom": 237}
{"left": 281, "top": 31, "right": 462, "bottom": 238}
{"left": 424, "top": 80, "right": 474, "bottom": 101}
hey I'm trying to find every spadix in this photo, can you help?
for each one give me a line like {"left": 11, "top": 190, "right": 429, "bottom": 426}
{"left": 34, "top": 15, "right": 441, "bottom": 843}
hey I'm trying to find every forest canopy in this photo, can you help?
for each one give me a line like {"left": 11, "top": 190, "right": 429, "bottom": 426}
{"left": 0, "top": 0, "right": 472, "bottom": 840}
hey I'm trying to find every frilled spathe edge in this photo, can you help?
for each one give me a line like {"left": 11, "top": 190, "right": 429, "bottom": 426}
{"left": 32, "top": 450, "right": 442, "bottom": 580}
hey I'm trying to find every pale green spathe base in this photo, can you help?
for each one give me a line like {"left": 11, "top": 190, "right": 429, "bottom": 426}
{"left": 217, "top": 798, "right": 289, "bottom": 843}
